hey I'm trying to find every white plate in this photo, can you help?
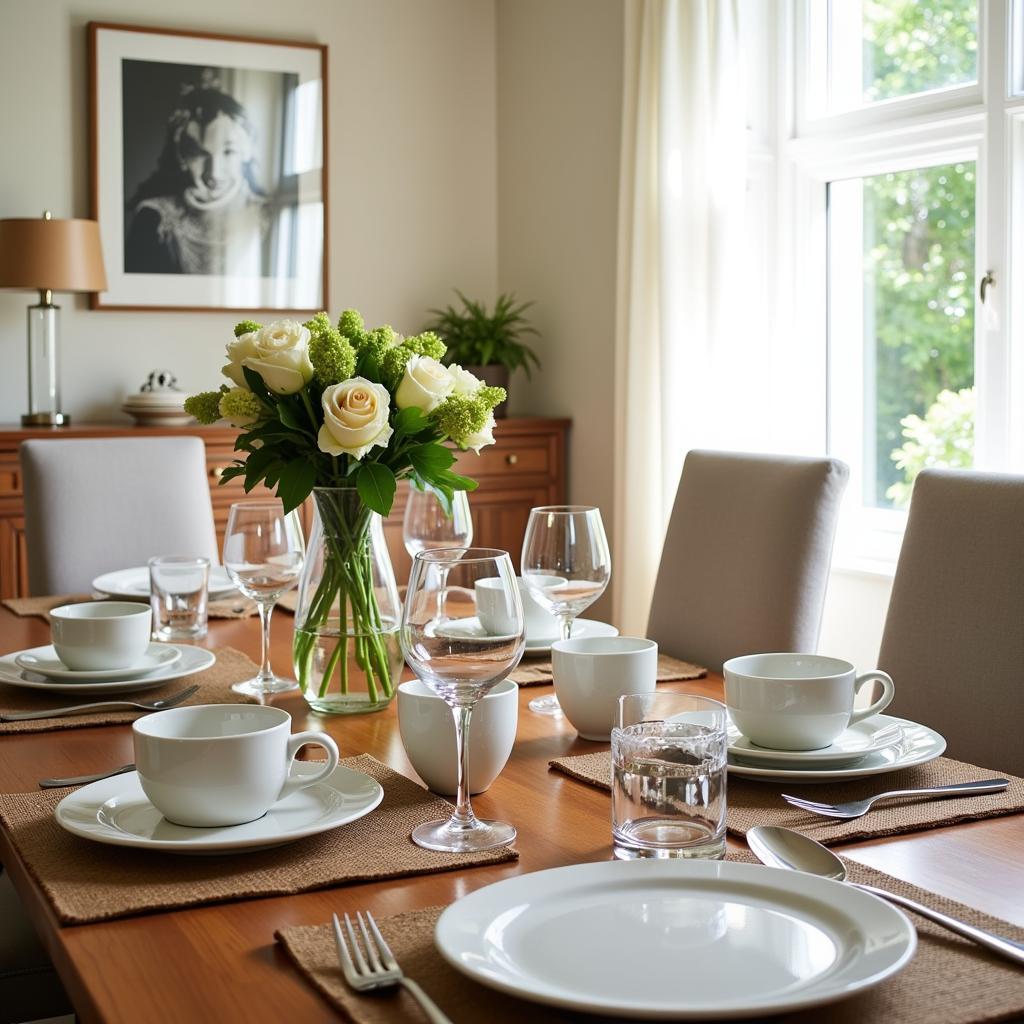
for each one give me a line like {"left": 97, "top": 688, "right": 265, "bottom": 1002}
{"left": 14, "top": 643, "right": 182, "bottom": 682}
{"left": 727, "top": 715, "right": 946, "bottom": 782}
{"left": 525, "top": 619, "right": 619, "bottom": 656}
{"left": 55, "top": 763, "right": 383, "bottom": 855}
{"left": 436, "top": 859, "right": 915, "bottom": 1019}
{"left": 92, "top": 566, "right": 237, "bottom": 601}
{"left": 727, "top": 718, "right": 903, "bottom": 767}
{"left": 0, "top": 645, "right": 216, "bottom": 695}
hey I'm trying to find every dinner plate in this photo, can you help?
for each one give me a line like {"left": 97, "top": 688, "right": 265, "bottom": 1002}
{"left": 435, "top": 859, "right": 916, "bottom": 1019}
{"left": 54, "top": 763, "right": 383, "bottom": 854}
{"left": 727, "top": 718, "right": 903, "bottom": 767}
{"left": 14, "top": 643, "right": 182, "bottom": 682}
{"left": 727, "top": 715, "right": 945, "bottom": 782}
{"left": 0, "top": 645, "right": 216, "bottom": 695}
{"left": 92, "top": 565, "right": 237, "bottom": 600}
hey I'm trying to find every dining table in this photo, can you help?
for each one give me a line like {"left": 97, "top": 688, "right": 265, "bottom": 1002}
{"left": 1, "top": 603, "right": 1023, "bottom": 1024}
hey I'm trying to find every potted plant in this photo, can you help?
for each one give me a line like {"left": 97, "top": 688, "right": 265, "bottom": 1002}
{"left": 425, "top": 290, "right": 541, "bottom": 417}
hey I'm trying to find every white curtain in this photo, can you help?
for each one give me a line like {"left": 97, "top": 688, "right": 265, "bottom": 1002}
{"left": 612, "top": 0, "right": 749, "bottom": 634}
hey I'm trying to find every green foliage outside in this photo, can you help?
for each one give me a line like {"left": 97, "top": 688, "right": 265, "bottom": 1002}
{"left": 858, "top": 1, "right": 977, "bottom": 506}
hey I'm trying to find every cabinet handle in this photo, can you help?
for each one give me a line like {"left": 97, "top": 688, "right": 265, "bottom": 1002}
{"left": 506, "top": 453, "right": 519, "bottom": 466}
{"left": 210, "top": 466, "right": 225, "bottom": 481}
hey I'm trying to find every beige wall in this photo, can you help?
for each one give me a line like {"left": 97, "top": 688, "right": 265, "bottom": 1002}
{"left": 0, "top": 0, "right": 497, "bottom": 422}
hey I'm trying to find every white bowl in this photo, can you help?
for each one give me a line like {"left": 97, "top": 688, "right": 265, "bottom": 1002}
{"left": 50, "top": 601, "right": 152, "bottom": 671}
{"left": 398, "top": 679, "right": 518, "bottom": 795}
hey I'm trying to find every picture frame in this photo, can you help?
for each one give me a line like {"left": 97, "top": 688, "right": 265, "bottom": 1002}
{"left": 89, "top": 22, "right": 327, "bottom": 312}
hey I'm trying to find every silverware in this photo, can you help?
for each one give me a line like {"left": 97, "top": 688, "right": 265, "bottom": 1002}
{"left": 39, "top": 763, "right": 136, "bottom": 788}
{"left": 782, "top": 778, "right": 1010, "bottom": 820}
{"left": 0, "top": 684, "right": 199, "bottom": 723}
{"left": 332, "top": 911, "right": 452, "bottom": 1024}
{"left": 748, "top": 825, "right": 1024, "bottom": 967}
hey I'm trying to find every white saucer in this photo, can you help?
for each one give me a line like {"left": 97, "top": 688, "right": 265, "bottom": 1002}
{"left": 0, "top": 645, "right": 216, "bottom": 695}
{"left": 727, "top": 715, "right": 946, "bottom": 783}
{"left": 436, "top": 859, "right": 915, "bottom": 1019}
{"left": 524, "top": 619, "right": 619, "bottom": 656}
{"left": 92, "top": 565, "right": 237, "bottom": 601}
{"left": 55, "top": 763, "right": 383, "bottom": 854}
{"left": 727, "top": 718, "right": 903, "bottom": 767}
{"left": 14, "top": 643, "right": 182, "bottom": 682}
{"left": 432, "top": 617, "right": 522, "bottom": 643}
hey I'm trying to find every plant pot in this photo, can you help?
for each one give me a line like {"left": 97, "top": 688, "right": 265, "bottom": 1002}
{"left": 466, "top": 364, "right": 510, "bottom": 418}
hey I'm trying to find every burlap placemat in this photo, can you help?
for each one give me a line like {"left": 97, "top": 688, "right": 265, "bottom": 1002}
{"left": 510, "top": 653, "right": 706, "bottom": 687}
{"left": 276, "top": 850, "right": 1024, "bottom": 1024}
{"left": 0, "top": 754, "right": 517, "bottom": 925}
{"left": 549, "top": 751, "right": 1024, "bottom": 846}
{"left": 0, "top": 646, "right": 260, "bottom": 734}
{"left": 3, "top": 590, "right": 297, "bottom": 622}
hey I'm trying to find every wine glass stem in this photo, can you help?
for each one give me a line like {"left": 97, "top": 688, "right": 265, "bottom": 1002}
{"left": 558, "top": 615, "right": 574, "bottom": 643}
{"left": 450, "top": 703, "right": 478, "bottom": 829}
{"left": 256, "top": 600, "right": 276, "bottom": 681}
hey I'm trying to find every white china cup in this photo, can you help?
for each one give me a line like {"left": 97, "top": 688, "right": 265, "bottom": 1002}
{"left": 723, "top": 653, "right": 896, "bottom": 751}
{"left": 397, "top": 679, "right": 518, "bottom": 795}
{"left": 552, "top": 637, "right": 658, "bottom": 741}
{"left": 476, "top": 576, "right": 562, "bottom": 641}
{"left": 133, "top": 704, "right": 340, "bottom": 827}
{"left": 50, "top": 601, "right": 152, "bottom": 671}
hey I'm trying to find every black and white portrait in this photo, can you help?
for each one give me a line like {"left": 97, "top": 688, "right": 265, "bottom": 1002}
{"left": 91, "top": 24, "right": 326, "bottom": 311}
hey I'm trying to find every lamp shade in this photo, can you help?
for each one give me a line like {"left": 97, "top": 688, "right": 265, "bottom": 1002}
{"left": 0, "top": 217, "right": 107, "bottom": 293}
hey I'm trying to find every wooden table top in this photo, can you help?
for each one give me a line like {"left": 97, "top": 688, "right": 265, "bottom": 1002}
{"left": 1, "top": 607, "right": 1023, "bottom": 1024}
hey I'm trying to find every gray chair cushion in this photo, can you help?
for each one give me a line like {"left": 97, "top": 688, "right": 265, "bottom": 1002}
{"left": 21, "top": 437, "right": 219, "bottom": 596}
{"left": 878, "top": 468, "right": 1024, "bottom": 774}
{"left": 646, "top": 450, "right": 849, "bottom": 671}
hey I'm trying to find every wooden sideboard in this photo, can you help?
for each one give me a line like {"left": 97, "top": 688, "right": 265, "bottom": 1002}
{"left": 0, "top": 418, "right": 570, "bottom": 599}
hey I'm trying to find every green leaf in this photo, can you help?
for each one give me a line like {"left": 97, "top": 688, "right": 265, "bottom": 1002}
{"left": 434, "top": 468, "right": 479, "bottom": 492}
{"left": 276, "top": 400, "right": 306, "bottom": 431}
{"left": 408, "top": 442, "right": 456, "bottom": 478}
{"left": 356, "top": 462, "right": 398, "bottom": 516}
{"left": 242, "top": 365, "right": 274, "bottom": 404}
{"left": 393, "top": 406, "right": 429, "bottom": 437}
{"left": 243, "top": 447, "right": 279, "bottom": 493}
{"left": 276, "top": 459, "right": 317, "bottom": 513}
{"left": 216, "top": 464, "right": 246, "bottom": 485}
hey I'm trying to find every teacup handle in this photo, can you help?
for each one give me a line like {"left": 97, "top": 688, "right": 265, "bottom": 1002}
{"left": 277, "top": 731, "right": 340, "bottom": 802}
{"left": 849, "top": 671, "right": 895, "bottom": 726}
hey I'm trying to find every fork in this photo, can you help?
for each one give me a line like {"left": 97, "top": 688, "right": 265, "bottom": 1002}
{"left": 782, "top": 778, "right": 1010, "bottom": 820}
{"left": 0, "top": 684, "right": 200, "bottom": 722}
{"left": 332, "top": 911, "right": 452, "bottom": 1024}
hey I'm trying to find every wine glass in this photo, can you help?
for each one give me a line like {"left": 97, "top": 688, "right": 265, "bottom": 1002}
{"left": 403, "top": 485, "right": 474, "bottom": 556}
{"left": 401, "top": 547, "right": 524, "bottom": 852}
{"left": 222, "top": 501, "right": 305, "bottom": 697}
{"left": 521, "top": 505, "right": 612, "bottom": 715}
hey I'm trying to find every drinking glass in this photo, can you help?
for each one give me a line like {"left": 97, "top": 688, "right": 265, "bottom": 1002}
{"left": 521, "top": 505, "right": 611, "bottom": 714}
{"left": 148, "top": 555, "right": 209, "bottom": 641}
{"left": 401, "top": 547, "right": 524, "bottom": 852}
{"left": 222, "top": 501, "right": 305, "bottom": 697}
{"left": 612, "top": 692, "right": 728, "bottom": 861}
{"left": 403, "top": 485, "right": 473, "bottom": 556}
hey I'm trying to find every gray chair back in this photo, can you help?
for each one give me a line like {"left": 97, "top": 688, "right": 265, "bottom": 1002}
{"left": 21, "top": 437, "right": 219, "bottom": 595}
{"left": 646, "top": 449, "right": 849, "bottom": 671}
{"left": 878, "top": 468, "right": 1024, "bottom": 774}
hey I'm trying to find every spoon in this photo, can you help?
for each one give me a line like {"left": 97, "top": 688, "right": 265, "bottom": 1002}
{"left": 747, "top": 825, "right": 1024, "bottom": 967}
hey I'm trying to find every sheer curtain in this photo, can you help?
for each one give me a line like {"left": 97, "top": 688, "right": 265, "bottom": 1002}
{"left": 612, "top": 0, "right": 748, "bottom": 634}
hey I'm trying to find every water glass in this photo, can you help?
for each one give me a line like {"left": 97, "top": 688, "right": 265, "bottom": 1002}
{"left": 403, "top": 485, "right": 473, "bottom": 556}
{"left": 149, "top": 555, "right": 209, "bottom": 642}
{"left": 611, "top": 692, "right": 728, "bottom": 861}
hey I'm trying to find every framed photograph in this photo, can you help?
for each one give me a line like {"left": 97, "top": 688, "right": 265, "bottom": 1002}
{"left": 89, "top": 22, "right": 327, "bottom": 312}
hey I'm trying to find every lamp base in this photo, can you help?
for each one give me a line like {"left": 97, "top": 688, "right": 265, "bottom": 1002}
{"left": 21, "top": 412, "right": 70, "bottom": 427}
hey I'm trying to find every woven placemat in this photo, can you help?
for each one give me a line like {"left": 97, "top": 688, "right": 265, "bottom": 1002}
{"left": 510, "top": 653, "right": 705, "bottom": 687}
{"left": 0, "top": 754, "right": 517, "bottom": 925}
{"left": 0, "top": 647, "right": 260, "bottom": 734}
{"left": 549, "top": 751, "right": 1024, "bottom": 846}
{"left": 276, "top": 849, "right": 1024, "bottom": 1024}
{"left": 3, "top": 590, "right": 297, "bottom": 622}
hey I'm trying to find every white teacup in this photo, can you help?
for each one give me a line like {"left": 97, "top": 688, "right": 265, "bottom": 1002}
{"left": 723, "top": 653, "right": 895, "bottom": 751}
{"left": 476, "top": 576, "right": 561, "bottom": 641}
{"left": 50, "top": 601, "right": 152, "bottom": 671}
{"left": 552, "top": 637, "right": 658, "bottom": 741}
{"left": 397, "top": 679, "right": 518, "bottom": 795}
{"left": 133, "top": 704, "right": 340, "bottom": 827}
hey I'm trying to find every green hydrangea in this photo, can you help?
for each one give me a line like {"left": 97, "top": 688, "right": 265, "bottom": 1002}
{"left": 303, "top": 312, "right": 334, "bottom": 338}
{"left": 309, "top": 328, "right": 357, "bottom": 386}
{"left": 403, "top": 330, "right": 446, "bottom": 362}
{"left": 337, "top": 309, "right": 365, "bottom": 341}
{"left": 478, "top": 385, "right": 506, "bottom": 410}
{"left": 432, "top": 393, "right": 490, "bottom": 445}
{"left": 184, "top": 391, "right": 224, "bottom": 425}
{"left": 218, "top": 387, "right": 262, "bottom": 426}
{"left": 234, "top": 319, "right": 261, "bottom": 338}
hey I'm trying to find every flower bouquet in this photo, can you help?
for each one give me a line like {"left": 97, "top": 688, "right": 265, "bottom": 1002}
{"left": 186, "top": 311, "right": 505, "bottom": 713}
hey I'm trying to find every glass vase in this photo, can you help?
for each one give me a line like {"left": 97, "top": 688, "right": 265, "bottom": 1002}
{"left": 293, "top": 487, "right": 404, "bottom": 714}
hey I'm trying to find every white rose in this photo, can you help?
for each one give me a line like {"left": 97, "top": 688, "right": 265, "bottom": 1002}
{"left": 448, "top": 363, "right": 484, "bottom": 396}
{"left": 318, "top": 378, "right": 394, "bottom": 460}
{"left": 395, "top": 355, "right": 454, "bottom": 413}
{"left": 241, "top": 319, "right": 315, "bottom": 395}
{"left": 222, "top": 331, "right": 259, "bottom": 388}
{"left": 464, "top": 411, "right": 496, "bottom": 453}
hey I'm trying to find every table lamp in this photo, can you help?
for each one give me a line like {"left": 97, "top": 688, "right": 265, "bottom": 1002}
{"left": 0, "top": 211, "right": 107, "bottom": 426}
